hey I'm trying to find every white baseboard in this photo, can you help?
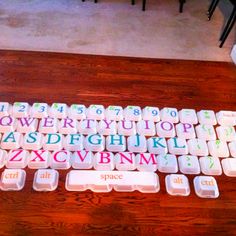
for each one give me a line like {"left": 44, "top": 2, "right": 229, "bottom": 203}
{"left": 231, "top": 45, "right": 236, "bottom": 64}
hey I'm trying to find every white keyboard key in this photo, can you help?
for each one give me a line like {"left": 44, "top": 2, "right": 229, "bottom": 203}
{"left": 43, "top": 133, "right": 63, "bottom": 151}
{"left": 0, "top": 116, "right": 17, "bottom": 132}
{"left": 33, "top": 169, "right": 59, "bottom": 191}
{"left": 147, "top": 137, "right": 167, "bottom": 154}
{"left": 194, "top": 176, "right": 219, "bottom": 198}
{"left": 222, "top": 158, "right": 236, "bottom": 177}
{"left": 97, "top": 119, "right": 117, "bottom": 135}
{"left": 39, "top": 117, "right": 58, "bottom": 134}
{"left": 197, "top": 110, "right": 217, "bottom": 125}
{"left": 160, "top": 107, "right": 179, "bottom": 123}
{"left": 216, "top": 111, "right": 236, "bottom": 126}
{"left": 199, "top": 156, "right": 222, "bottom": 175}
{"left": 28, "top": 150, "right": 50, "bottom": 169}
{"left": 179, "top": 109, "right": 198, "bottom": 124}
{"left": 72, "top": 150, "right": 93, "bottom": 169}
{"left": 6, "top": 149, "right": 29, "bottom": 168}
{"left": 79, "top": 119, "right": 97, "bottom": 135}
{"left": 208, "top": 140, "right": 229, "bottom": 158}
{"left": 59, "top": 118, "right": 78, "bottom": 134}
{"left": 22, "top": 132, "right": 43, "bottom": 150}
{"left": 31, "top": 103, "right": 49, "bottom": 118}
{"left": 1, "top": 132, "right": 22, "bottom": 150}
{"left": 106, "top": 135, "right": 126, "bottom": 152}
{"left": 115, "top": 152, "right": 136, "bottom": 171}
{"left": 0, "top": 149, "right": 7, "bottom": 168}
{"left": 63, "top": 134, "right": 84, "bottom": 151}
{"left": 118, "top": 120, "right": 136, "bottom": 136}
{"left": 196, "top": 124, "right": 216, "bottom": 140}
{"left": 176, "top": 123, "right": 196, "bottom": 139}
{"left": 136, "top": 153, "right": 158, "bottom": 172}
{"left": 65, "top": 170, "right": 160, "bottom": 193}
{"left": 156, "top": 121, "right": 175, "bottom": 138}
{"left": 84, "top": 134, "right": 105, "bottom": 152}
{"left": 127, "top": 135, "right": 147, "bottom": 153}
{"left": 229, "top": 141, "right": 236, "bottom": 158}
{"left": 50, "top": 103, "right": 68, "bottom": 119}
{"left": 178, "top": 155, "right": 200, "bottom": 174}
{"left": 187, "top": 139, "right": 209, "bottom": 156}
{"left": 93, "top": 152, "right": 115, "bottom": 170}
{"left": 216, "top": 126, "right": 236, "bottom": 142}
{"left": 69, "top": 104, "right": 86, "bottom": 120}
{"left": 165, "top": 174, "right": 190, "bottom": 196}
{"left": 142, "top": 106, "right": 160, "bottom": 122}
{"left": 87, "top": 105, "right": 105, "bottom": 120}
{"left": 50, "top": 150, "right": 71, "bottom": 169}
{"left": 0, "top": 169, "right": 26, "bottom": 191}
{"left": 124, "top": 106, "right": 142, "bottom": 121}
{"left": 0, "top": 102, "right": 12, "bottom": 116}
{"left": 157, "top": 154, "right": 178, "bottom": 173}
{"left": 17, "top": 117, "right": 38, "bottom": 133}
{"left": 137, "top": 120, "right": 156, "bottom": 136}
{"left": 105, "top": 106, "right": 123, "bottom": 121}
{"left": 12, "top": 102, "right": 30, "bottom": 118}
{"left": 167, "top": 137, "right": 188, "bottom": 155}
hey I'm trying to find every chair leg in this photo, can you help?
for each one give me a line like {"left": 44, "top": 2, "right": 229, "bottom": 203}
{"left": 208, "top": 0, "right": 220, "bottom": 20}
{"left": 219, "top": 9, "right": 236, "bottom": 47}
{"left": 179, "top": 0, "right": 186, "bottom": 13}
{"left": 220, "top": 6, "right": 235, "bottom": 41}
{"left": 142, "top": 0, "right": 146, "bottom": 11}
{"left": 94, "top": 0, "right": 97, "bottom": 3}
{"left": 132, "top": 0, "right": 135, "bottom": 5}
{"left": 207, "top": 0, "right": 217, "bottom": 15}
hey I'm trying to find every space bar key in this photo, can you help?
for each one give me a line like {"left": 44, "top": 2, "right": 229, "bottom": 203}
{"left": 65, "top": 170, "right": 160, "bottom": 193}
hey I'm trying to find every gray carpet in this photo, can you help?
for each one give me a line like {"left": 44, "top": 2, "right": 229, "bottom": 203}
{"left": 0, "top": 0, "right": 235, "bottom": 61}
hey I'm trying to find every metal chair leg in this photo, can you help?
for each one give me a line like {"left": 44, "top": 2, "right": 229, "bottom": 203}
{"left": 207, "top": 0, "right": 217, "bottom": 15}
{"left": 132, "top": 0, "right": 135, "bottom": 5}
{"left": 179, "top": 0, "right": 186, "bottom": 13}
{"left": 208, "top": 0, "right": 220, "bottom": 20}
{"left": 220, "top": 6, "right": 236, "bottom": 41}
{"left": 142, "top": 0, "right": 146, "bottom": 11}
{"left": 219, "top": 9, "right": 236, "bottom": 47}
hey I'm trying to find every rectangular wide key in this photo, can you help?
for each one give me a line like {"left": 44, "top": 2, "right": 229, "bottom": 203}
{"left": 65, "top": 170, "right": 160, "bottom": 193}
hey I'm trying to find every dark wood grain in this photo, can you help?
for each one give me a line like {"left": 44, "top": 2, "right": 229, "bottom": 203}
{"left": 0, "top": 50, "right": 236, "bottom": 236}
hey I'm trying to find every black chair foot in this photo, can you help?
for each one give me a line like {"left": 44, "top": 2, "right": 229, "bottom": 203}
{"left": 132, "top": 0, "right": 135, "bottom": 5}
{"left": 179, "top": 0, "right": 186, "bottom": 13}
{"left": 142, "top": 0, "right": 146, "bottom": 11}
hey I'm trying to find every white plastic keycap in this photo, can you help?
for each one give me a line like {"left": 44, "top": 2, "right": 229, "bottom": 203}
{"left": 124, "top": 106, "right": 142, "bottom": 121}
{"left": 194, "top": 176, "right": 219, "bottom": 198}
{"left": 160, "top": 107, "right": 179, "bottom": 123}
{"left": 0, "top": 169, "right": 26, "bottom": 191}
{"left": 179, "top": 109, "right": 198, "bottom": 124}
{"left": 50, "top": 103, "right": 68, "bottom": 119}
{"left": 142, "top": 106, "right": 160, "bottom": 122}
{"left": 105, "top": 106, "right": 123, "bottom": 121}
{"left": 197, "top": 110, "right": 217, "bottom": 125}
{"left": 12, "top": 102, "right": 30, "bottom": 118}
{"left": 157, "top": 154, "right": 178, "bottom": 173}
{"left": 69, "top": 104, "right": 86, "bottom": 120}
{"left": 87, "top": 105, "right": 105, "bottom": 120}
{"left": 31, "top": 103, "right": 49, "bottom": 118}
{"left": 165, "top": 174, "right": 190, "bottom": 196}
{"left": 33, "top": 169, "right": 59, "bottom": 191}
{"left": 199, "top": 156, "right": 222, "bottom": 176}
{"left": 178, "top": 155, "right": 200, "bottom": 174}
{"left": 222, "top": 158, "right": 236, "bottom": 177}
{"left": 65, "top": 170, "right": 160, "bottom": 193}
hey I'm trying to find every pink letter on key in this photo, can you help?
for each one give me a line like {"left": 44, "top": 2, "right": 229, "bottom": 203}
{"left": 118, "top": 152, "right": 134, "bottom": 164}
{"left": 98, "top": 152, "right": 111, "bottom": 164}
{"left": 182, "top": 123, "right": 192, "bottom": 133}
{"left": 31, "top": 150, "right": 46, "bottom": 162}
{"left": 42, "top": 117, "right": 54, "bottom": 127}
{"left": 122, "top": 120, "right": 133, "bottom": 130}
{"left": 75, "top": 150, "right": 89, "bottom": 162}
{"left": 0, "top": 116, "right": 13, "bottom": 126}
{"left": 53, "top": 150, "right": 67, "bottom": 162}
{"left": 18, "top": 117, "right": 35, "bottom": 127}
{"left": 62, "top": 118, "right": 74, "bottom": 128}
{"left": 139, "top": 153, "right": 157, "bottom": 165}
{"left": 160, "top": 121, "right": 173, "bottom": 131}
{"left": 9, "top": 150, "right": 23, "bottom": 161}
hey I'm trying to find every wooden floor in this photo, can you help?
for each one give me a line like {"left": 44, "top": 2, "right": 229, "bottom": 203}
{"left": 0, "top": 50, "right": 236, "bottom": 235}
